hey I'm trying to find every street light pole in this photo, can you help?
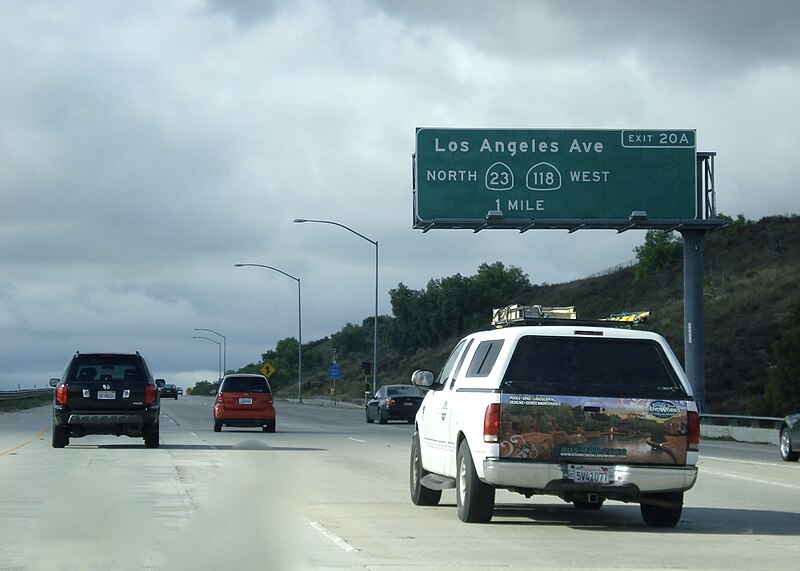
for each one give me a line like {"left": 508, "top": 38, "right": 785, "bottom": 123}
{"left": 193, "top": 328, "right": 226, "bottom": 376}
{"left": 192, "top": 336, "right": 222, "bottom": 383}
{"left": 235, "top": 263, "right": 303, "bottom": 404}
{"left": 293, "top": 218, "right": 379, "bottom": 393}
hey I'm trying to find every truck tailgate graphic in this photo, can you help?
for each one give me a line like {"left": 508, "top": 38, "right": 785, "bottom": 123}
{"left": 499, "top": 394, "right": 689, "bottom": 465}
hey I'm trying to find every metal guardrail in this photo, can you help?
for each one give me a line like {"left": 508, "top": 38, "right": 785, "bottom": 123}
{"left": 0, "top": 388, "right": 53, "bottom": 401}
{"left": 0, "top": 390, "right": 787, "bottom": 445}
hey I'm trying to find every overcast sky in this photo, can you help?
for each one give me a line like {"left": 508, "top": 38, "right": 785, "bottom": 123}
{"left": 2, "top": 0, "right": 798, "bottom": 390}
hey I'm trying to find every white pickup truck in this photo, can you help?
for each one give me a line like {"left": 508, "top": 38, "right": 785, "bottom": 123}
{"left": 409, "top": 305, "right": 700, "bottom": 527}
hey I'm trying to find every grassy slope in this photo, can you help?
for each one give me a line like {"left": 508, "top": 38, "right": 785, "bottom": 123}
{"left": 290, "top": 216, "right": 800, "bottom": 415}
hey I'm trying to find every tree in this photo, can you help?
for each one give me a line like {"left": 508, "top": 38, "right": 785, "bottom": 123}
{"left": 633, "top": 230, "right": 682, "bottom": 282}
{"left": 387, "top": 262, "right": 531, "bottom": 352}
{"left": 260, "top": 337, "right": 302, "bottom": 391}
{"left": 331, "top": 322, "right": 369, "bottom": 354}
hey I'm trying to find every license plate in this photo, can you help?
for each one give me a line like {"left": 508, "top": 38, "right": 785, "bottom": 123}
{"left": 239, "top": 397, "right": 253, "bottom": 405}
{"left": 403, "top": 402, "right": 413, "bottom": 406}
{"left": 97, "top": 391, "right": 116, "bottom": 400}
{"left": 568, "top": 464, "right": 610, "bottom": 484}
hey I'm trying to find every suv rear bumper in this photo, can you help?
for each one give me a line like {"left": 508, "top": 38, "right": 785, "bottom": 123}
{"left": 64, "top": 412, "right": 158, "bottom": 425}
{"left": 54, "top": 407, "right": 159, "bottom": 436}
{"left": 483, "top": 458, "right": 698, "bottom": 494}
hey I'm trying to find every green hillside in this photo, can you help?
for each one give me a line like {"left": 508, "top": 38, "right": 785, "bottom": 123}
{"left": 225, "top": 214, "right": 800, "bottom": 417}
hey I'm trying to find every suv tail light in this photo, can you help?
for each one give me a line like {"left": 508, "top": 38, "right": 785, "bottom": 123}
{"left": 145, "top": 384, "right": 157, "bottom": 405}
{"left": 484, "top": 403, "right": 500, "bottom": 443}
{"left": 687, "top": 411, "right": 700, "bottom": 452}
{"left": 55, "top": 384, "right": 68, "bottom": 404}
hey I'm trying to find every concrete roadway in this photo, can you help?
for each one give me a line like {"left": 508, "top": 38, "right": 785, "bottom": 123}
{"left": 1, "top": 397, "right": 798, "bottom": 570}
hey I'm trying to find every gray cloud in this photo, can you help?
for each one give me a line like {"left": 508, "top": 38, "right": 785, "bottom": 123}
{"left": 1, "top": 0, "right": 797, "bottom": 388}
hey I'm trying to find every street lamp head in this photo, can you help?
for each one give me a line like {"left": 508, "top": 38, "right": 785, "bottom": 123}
{"left": 293, "top": 218, "right": 307, "bottom": 223}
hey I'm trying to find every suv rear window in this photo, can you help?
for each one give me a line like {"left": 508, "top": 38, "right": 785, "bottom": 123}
{"left": 220, "top": 376, "right": 270, "bottom": 393}
{"left": 69, "top": 356, "right": 145, "bottom": 384}
{"left": 501, "top": 336, "right": 687, "bottom": 399}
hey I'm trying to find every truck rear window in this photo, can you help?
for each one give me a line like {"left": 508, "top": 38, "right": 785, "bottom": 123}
{"left": 501, "top": 336, "right": 687, "bottom": 399}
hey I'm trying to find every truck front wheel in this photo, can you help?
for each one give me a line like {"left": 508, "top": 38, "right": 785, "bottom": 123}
{"left": 456, "top": 440, "right": 495, "bottom": 523}
{"left": 410, "top": 432, "right": 442, "bottom": 506}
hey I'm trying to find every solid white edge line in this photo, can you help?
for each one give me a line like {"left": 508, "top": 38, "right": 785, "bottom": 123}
{"left": 308, "top": 521, "right": 360, "bottom": 552}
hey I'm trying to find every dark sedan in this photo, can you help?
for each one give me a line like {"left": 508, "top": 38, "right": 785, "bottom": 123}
{"left": 779, "top": 411, "right": 800, "bottom": 461}
{"left": 366, "top": 384, "right": 424, "bottom": 424}
{"left": 161, "top": 384, "right": 178, "bottom": 399}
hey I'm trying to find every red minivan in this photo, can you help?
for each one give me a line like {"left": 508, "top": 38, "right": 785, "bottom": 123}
{"left": 213, "top": 374, "right": 276, "bottom": 433}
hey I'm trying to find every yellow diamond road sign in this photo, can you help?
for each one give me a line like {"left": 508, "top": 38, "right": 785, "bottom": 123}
{"left": 260, "top": 362, "right": 276, "bottom": 378}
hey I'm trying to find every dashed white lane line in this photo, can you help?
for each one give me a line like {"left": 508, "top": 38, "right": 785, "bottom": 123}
{"left": 701, "top": 467, "right": 800, "bottom": 490}
{"left": 308, "top": 520, "right": 360, "bottom": 552}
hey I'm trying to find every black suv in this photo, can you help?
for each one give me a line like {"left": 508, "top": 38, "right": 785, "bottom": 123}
{"left": 49, "top": 352, "right": 164, "bottom": 448}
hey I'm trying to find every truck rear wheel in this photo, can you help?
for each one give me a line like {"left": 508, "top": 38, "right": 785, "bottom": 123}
{"left": 456, "top": 440, "right": 495, "bottom": 523}
{"left": 52, "top": 419, "right": 69, "bottom": 448}
{"left": 143, "top": 422, "right": 160, "bottom": 449}
{"left": 640, "top": 492, "right": 683, "bottom": 527}
{"left": 410, "top": 432, "right": 442, "bottom": 506}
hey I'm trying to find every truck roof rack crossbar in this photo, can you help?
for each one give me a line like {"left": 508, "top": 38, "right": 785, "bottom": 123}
{"left": 492, "top": 304, "right": 576, "bottom": 327}
{"left": 491, "top": 304, "right": 651, "bottom": 329}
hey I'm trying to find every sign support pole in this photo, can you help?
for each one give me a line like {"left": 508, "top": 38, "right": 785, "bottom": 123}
{"left": 682, "top": 229, "right": 707, "bottom": 413}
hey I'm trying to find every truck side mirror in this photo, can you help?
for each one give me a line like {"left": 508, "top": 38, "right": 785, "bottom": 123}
{"left": 411, "top": 370, "right": 435, "bottom": 388}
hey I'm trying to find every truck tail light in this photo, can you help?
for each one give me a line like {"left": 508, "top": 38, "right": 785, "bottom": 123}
{"left": 687, "top": 411, "right": 700, "bottom": 452}
{"left": 145, "top": 385, "right": 158, "bottom": 404}
{"left": 55, "top": 384, "right": 68, "bottom": 404}
{"left": 484, "top": 403, "right": 500, "bottom": 443}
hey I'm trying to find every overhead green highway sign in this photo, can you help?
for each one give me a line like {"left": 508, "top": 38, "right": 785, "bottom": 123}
{"left": 413, "top": 128, "right": 701, "bottom": 231}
